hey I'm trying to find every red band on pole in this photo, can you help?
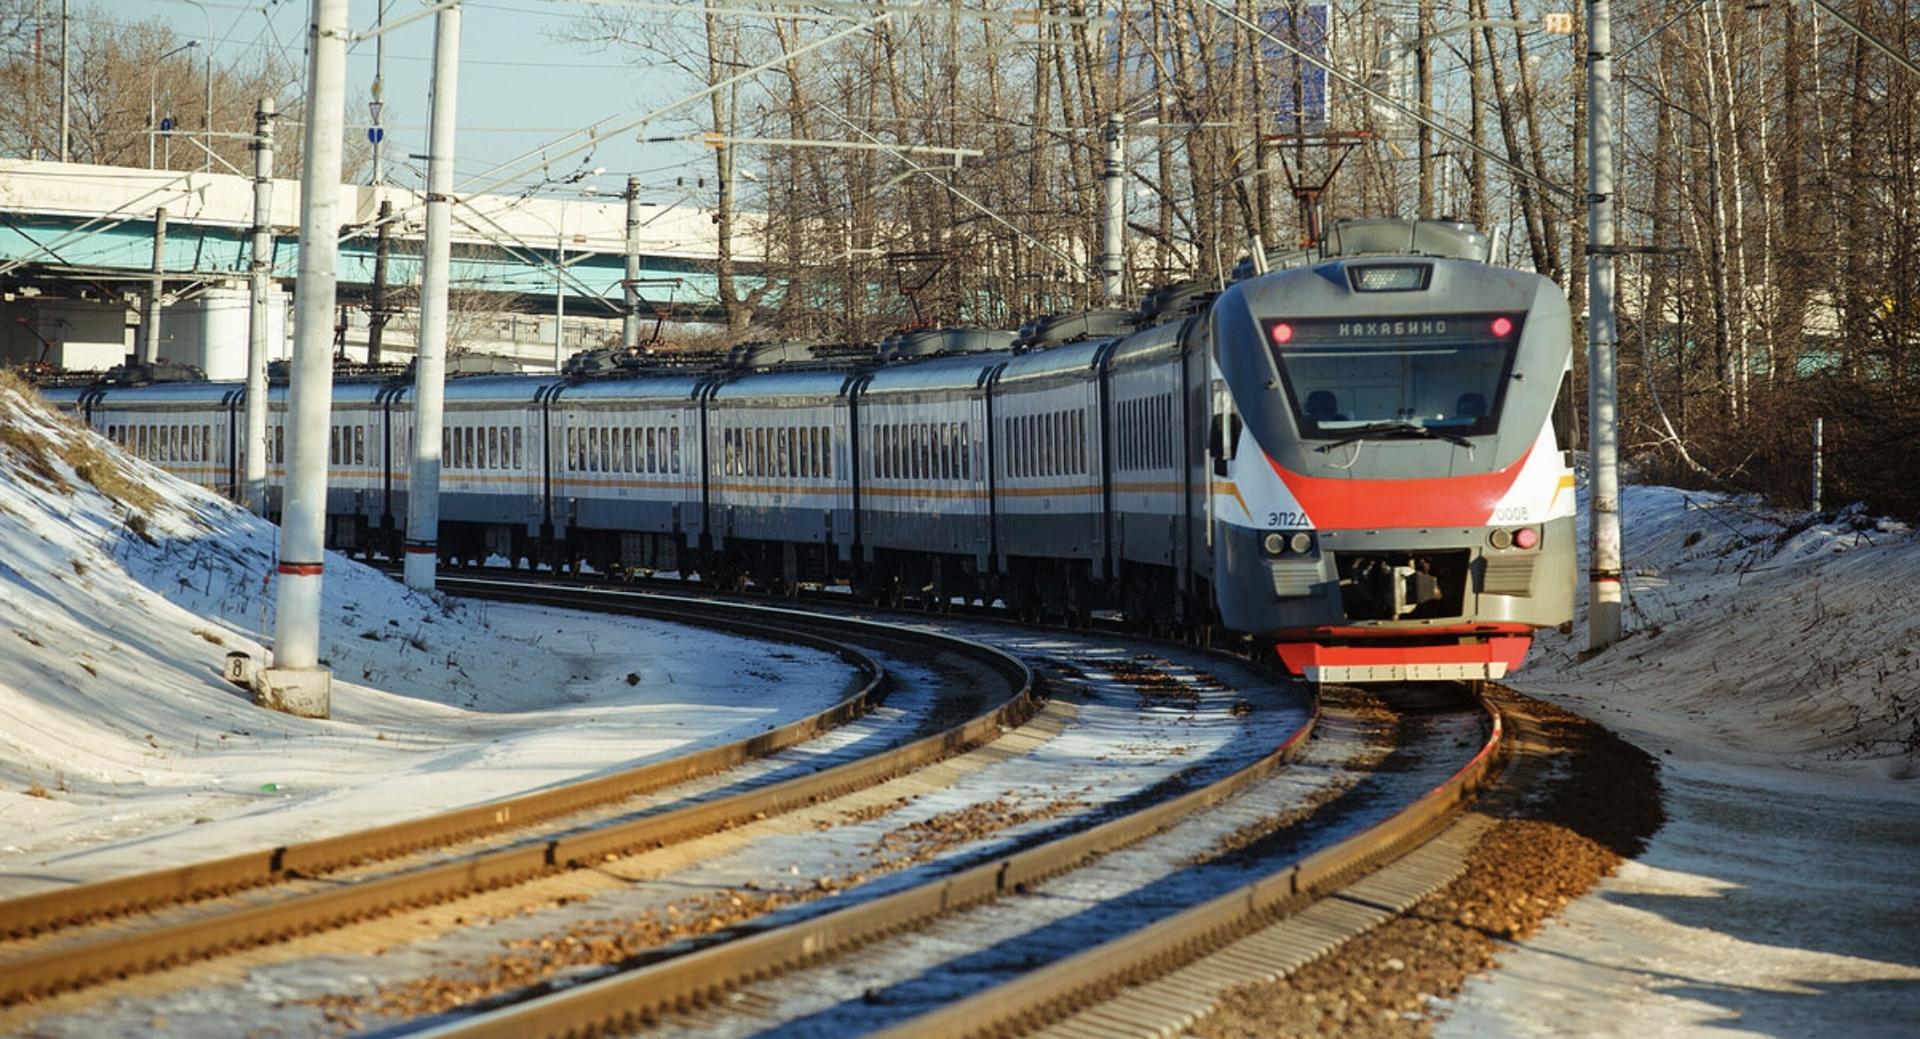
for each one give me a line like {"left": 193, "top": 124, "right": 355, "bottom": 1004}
{"left": 404, "top": 545, "right": 437, "bottom": 555}
{"left": 278, "top": 562, "right": 324, "bottom": 576}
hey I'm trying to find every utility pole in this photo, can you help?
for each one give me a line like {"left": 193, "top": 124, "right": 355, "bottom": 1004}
{"left": 404, "top": 1, "right": 460, "bottom": 593}
{"left": 246, "top": 96, "right": 274, "bottom": 514}
{"left": 263, "top": 0, "right": 347, "bottom": 719}
{"left": 58, "top": 0, "right": 68, "bottom": 162}
{"left": 1586, "top": 0, "right": 1623, "bottom": 650}
{"left": 142, "top": 208, "right": 167, "bottom": 364}
{"left": 1416, "top": 0, "right": 1434, "bottom": 218}
{"left": 1100, "top": 114, "right": 1124, "bottom": 306}
{"left": 368, "top": 199, "right": 392, "bottom": 365}
{"left": 370, "top": 0, "right": 387, "bottom": 184}
{"left": 553, "top": 220, "right": 566, "bottom": 369}
{"left": 622, "top": 173, "right": 642, "bottom": 350}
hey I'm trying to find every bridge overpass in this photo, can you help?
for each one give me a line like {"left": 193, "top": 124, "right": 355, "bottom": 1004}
{"left": 0, "top": 159, "right": 756, "bottom": 373}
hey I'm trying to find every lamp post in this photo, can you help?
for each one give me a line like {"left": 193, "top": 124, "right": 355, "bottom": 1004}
{"left": 148, "top": 41, "right": 197, "bottom": 169}
{"left": 162, "top": 0, "right": 214, "bottom": 172}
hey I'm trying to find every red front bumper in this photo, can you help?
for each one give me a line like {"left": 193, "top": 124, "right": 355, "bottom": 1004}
{"left": 1274, "top": 624, "right": 1534, "bottom": 683}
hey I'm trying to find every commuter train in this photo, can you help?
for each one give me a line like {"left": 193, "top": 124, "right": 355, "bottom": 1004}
{"left": 43, "top": 218, "right": 1578, "bottom": 683}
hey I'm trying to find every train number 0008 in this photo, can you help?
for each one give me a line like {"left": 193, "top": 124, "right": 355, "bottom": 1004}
{"left": 1491, "top": 506, "right": 1531, "bottom": 523}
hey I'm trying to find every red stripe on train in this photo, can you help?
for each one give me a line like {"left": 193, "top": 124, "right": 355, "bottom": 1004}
{"left": 1266, "top": 447, "right": 1533, "bottom": 529}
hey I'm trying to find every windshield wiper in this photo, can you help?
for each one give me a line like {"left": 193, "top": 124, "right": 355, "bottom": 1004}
{"left": 1315, "top": 420, "right": 1475, "bottom": 452}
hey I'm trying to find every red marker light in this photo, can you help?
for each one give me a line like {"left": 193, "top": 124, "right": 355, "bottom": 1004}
{"left": 1491, "top": 316, "right": 1515, "bottom": 337}
{"left": 1514, "top": 527, "right": 1539, "bottom": 549}
{"left": 1269, "top": 322, "right": 1294, "bottom": 344}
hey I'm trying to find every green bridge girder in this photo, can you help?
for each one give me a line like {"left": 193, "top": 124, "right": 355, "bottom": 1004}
{"left": 0, "top": 212, "right": 757, "bottom": 319}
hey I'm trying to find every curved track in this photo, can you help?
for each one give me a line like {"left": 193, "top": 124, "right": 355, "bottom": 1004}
{"left": 394, "top": 685, "right": 1496, "bottom": 1039}
{"left": 0, "top": 590, "right": 1035, "bottom": 1007}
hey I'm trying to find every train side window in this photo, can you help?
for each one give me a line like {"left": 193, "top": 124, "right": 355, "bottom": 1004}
{"left": 670, "top": 427, "right": 681, "bottom": 473}
{"left": 354, "top": 426, "right": 364, "bottom": 466}
{"left": 513, "top": 427, "right": 524, "bottom": 469}
{"left": 1551, "top": 372, "right": 1580, "bottom": 454}
{"left": 820, "top": 426, "right": 831, "bottom": 478}
{"left": 1013, "top": 416, "right": 1024, "bottom": 479}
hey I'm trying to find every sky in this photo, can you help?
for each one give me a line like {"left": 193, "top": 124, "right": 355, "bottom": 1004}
{"left": 109, "top": 0, "right": 715, "bottom": 200}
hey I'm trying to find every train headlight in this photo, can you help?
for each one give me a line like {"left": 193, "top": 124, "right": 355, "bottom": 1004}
{"left": 1488, "top": 528, "right": 1513, "bottom": 550}
{"left": 1288, "top": 531, "right": 1313, "bottom": 554}
{"left": 1263, "top": 532, "right": 1287, "bottom": 556}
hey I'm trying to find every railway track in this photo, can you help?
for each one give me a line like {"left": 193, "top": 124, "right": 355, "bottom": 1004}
{"left": 385, "top": 683, "right": 1491, "bottom": 1039}
{"left": 0, "top": 588, "right": 1036, "bottom": 1009}
{"left": 3, "top": 577, "right": 1520, "bottom": 1039}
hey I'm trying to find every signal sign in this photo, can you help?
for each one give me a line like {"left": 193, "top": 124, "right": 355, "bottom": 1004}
{"left": 367, "top": 127, "right": 385, "bottom": 144}
{"left": 1544, "top": 12, "right": 1574, "bottom": 33}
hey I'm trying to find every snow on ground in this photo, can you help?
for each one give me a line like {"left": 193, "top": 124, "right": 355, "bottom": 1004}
{"left": 1441, "top": 483, "right": 1920, "bottom": 1037}
{"left": 0, "top": 378, "right": 853, "bottom": 895}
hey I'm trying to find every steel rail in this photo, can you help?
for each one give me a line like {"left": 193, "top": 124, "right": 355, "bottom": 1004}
{"left": 0, "top": 592, "right": 881, "bottom": 940}
{"left": 873, "top": 693, "right": 1507, "bottom": 1039}
{"left": 407, "top": 666, "right": 1322, "bottom": 1039}
{"left": 0, "top": 588, "right": 1036, "bottom": 1005}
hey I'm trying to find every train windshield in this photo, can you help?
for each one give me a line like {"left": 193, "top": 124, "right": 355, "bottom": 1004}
{"left": 1263, "top": 314, "right": 1522, "bottom": 439}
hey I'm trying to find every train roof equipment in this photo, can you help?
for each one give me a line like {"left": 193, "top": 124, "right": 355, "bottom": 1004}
{"left": 1012, "top": 309, "right": 1135, "bottom": 352}
{"left": 876, "top": 328, "right": 1015, "bottom": 362}
{"left": 1321, "top": 218, "right": 1492, "bottom": 262}
{"left": 1132, "top": 279, "right": 1217, "bottom": 326}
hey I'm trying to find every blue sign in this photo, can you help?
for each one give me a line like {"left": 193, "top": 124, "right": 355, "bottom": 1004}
{"left": 159, "top": 116, "right": 174, "bottom": 133}
{"left": 367, "top": 126, "right": 385, "bottom": 144}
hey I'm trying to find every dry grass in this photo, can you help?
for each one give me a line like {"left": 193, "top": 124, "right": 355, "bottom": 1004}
{"left": 0, "top": 373, "right": 163, "bottom": 516}
{"left": 23, "top": 783, "right": 51, "bottom": 799}
{"left": 194, "top": 628, "right": 226, "bottom": 646}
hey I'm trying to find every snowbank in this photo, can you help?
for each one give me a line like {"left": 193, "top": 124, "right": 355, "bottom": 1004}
{"left": 1518, "top": 483, "right": 1919, "bottom": 782}
{"left": 0, "top": 377, "right": 851, "bottom": 891}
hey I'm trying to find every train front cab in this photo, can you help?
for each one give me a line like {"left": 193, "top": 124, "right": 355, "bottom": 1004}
{"left": 1208, "top": 231, "right": 1576, "bottom": 683}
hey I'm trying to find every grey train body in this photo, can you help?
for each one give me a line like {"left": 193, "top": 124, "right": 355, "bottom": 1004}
{"left": 48, "top": 218, "right": 1577, "bottom": 673}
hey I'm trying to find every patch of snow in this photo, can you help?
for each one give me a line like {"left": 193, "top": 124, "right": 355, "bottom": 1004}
{"left": 1441, "top": 482, "right": 1920, "bottom": 1036}
{"left": 0, "top": 381, "right": 853, "bottom": 893}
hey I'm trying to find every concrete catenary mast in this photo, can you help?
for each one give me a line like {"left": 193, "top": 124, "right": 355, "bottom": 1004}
{"left": 246, "top": 97, "right": 275, "bottom": 515}
{"left": 403, "top": 2, "right": 462, "bottom": 593}
{"left": 1586, "top": 0, "right": 1624, "bottom": 649}
{"left": 1100, "top": 114, "right": 1125, "bottom": 306}
{"left": 141, "top": 208, "right": 166, "bottom": 363}
{"left": 261, "top": 0, "right": 348, "bottom": 717}
{"left": 622, "top": 173, "right": 642, "bottom": 350}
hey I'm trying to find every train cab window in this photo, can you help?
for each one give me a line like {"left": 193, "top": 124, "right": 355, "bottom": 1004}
{"left": 1270, "top": 314, "right": 1521, "bottom": 439}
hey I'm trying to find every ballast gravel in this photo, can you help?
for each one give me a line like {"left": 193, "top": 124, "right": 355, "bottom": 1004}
{"left": 1196, "top": 687, "right": 1665, "bottom": 1039}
